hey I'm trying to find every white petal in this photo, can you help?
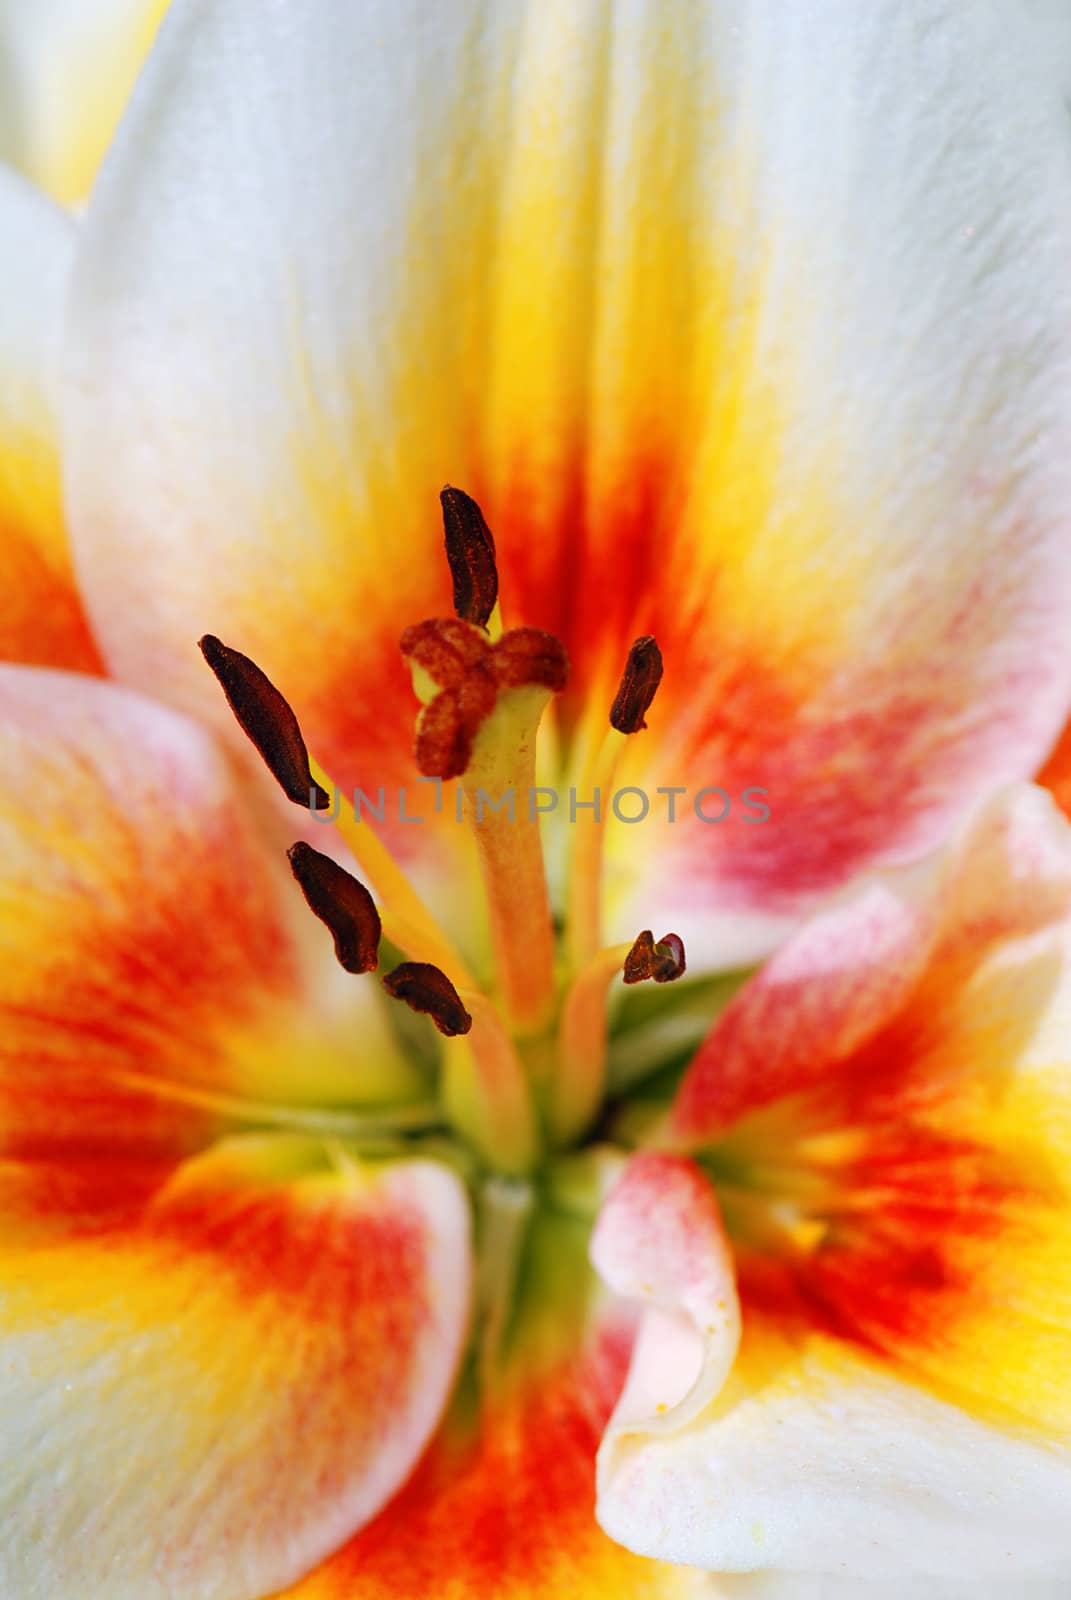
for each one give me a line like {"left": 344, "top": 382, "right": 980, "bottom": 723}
{"left": 710, "top": 1577, "right": 1069, "bottom": 1600}
{"left": 0, "top": 0, "right": 168, "bottom": 204}
{"left": 597, "top": 1323, "right": 1071, "bottom": 1585}
{"left": 591, "top": 1153, "right": 741, "bottom": 1438}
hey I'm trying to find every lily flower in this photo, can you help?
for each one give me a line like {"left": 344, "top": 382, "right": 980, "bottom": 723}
{"left": 2, "top": 1, "right": 1071, "bottom": 1596}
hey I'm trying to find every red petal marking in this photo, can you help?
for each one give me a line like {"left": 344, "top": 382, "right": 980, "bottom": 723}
{"left": 713, "top": 990, "right": 1057, "bottom": 1384}
{"left": 1038, "top": 715, "right": 1071, "bottom": 818}
{"left": 2, "top": 784, "right": 299, "bottom": 1161}
{"left": 0, "top": 671, "right": 355, "bottom": 1165}
{"left": 5, "top": 1145, "right": 437, "bottom": 1309}
{"left": 148, "top": 1153, "right": 436, "bottom": 1307}
{"left": 2, "top": 818, "right": 299, "bottom": 1159}
{"left": 0, "top": 1154, "right": 178, "bottom": 1244}
{"left": 0, "top": 530, "right": 103, "bottom": 671}
{"left": 671, "top": 879, "right": 934, "bottom": 1140}
{"left": 668, "top": 788, "right": 1071, "bottom": 1390}
{"left": 276, "top": 1320, "right": 698, "bottom": 1599}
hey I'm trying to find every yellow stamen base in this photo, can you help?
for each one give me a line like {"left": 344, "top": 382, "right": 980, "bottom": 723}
{"left": 550, "top": 942, "right": 633, "bottom": 1146}
{"left": 443, "top": 992, "right": 541, "bottom": 1175}
{"left": 309, "top": 755, "right": 475, "bottom": 986}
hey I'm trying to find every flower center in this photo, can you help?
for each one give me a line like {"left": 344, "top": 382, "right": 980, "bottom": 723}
{"left": 199, "top": 487, "right": 685, "bottom": 1181}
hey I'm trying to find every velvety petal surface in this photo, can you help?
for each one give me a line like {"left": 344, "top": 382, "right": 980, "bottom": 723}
{"left": 0, "top": 0, "right": 169, "bottom": 204}
{"left": 0, "top": 1133, "right": 472, "bottom": 1600}
{"left": 0, "top": 168, "right": 101, "bottom": 670}
{"left": 0, "top": 665, "right": 425, "bottom": 1160}
{"left": 596, "top": 787, "right": 1071, "bottom": 1579}
{"left": 62, "top": 0, "right": 1071, "bottom": 961}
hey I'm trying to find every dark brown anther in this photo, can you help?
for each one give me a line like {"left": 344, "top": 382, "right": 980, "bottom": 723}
{"left": 491, "top": 627, "right": 570, "bottom": 693}
{"left": 623, "top": 929, "right": 687, "bottom": 985}
{"left": 199, "top": 635, "right": 330, "bottom": 809}
{"left": 287, "top": 842, "right": 381, "bottom": 974}
{"left": 610, "top": 636, "right": 664, "bottom": 734}
{"left": 651, "top": 932, "right": 686, "bottom": 982}
{"left": 441, "top": 485, "right": 499, "bottom": 629}
{"left": 382, "top": 961, "right": 473, "bottom": 1036}
{"left": 623, "top": 930, "right": 657, "bottom": 984}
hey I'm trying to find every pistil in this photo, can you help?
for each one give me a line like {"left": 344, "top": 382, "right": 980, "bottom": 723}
{"left": 460, "top": 675, "right": 562, "bottom": 1036}
{"left": 400, "top": 616, "right": 568, "bottom": 1038}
